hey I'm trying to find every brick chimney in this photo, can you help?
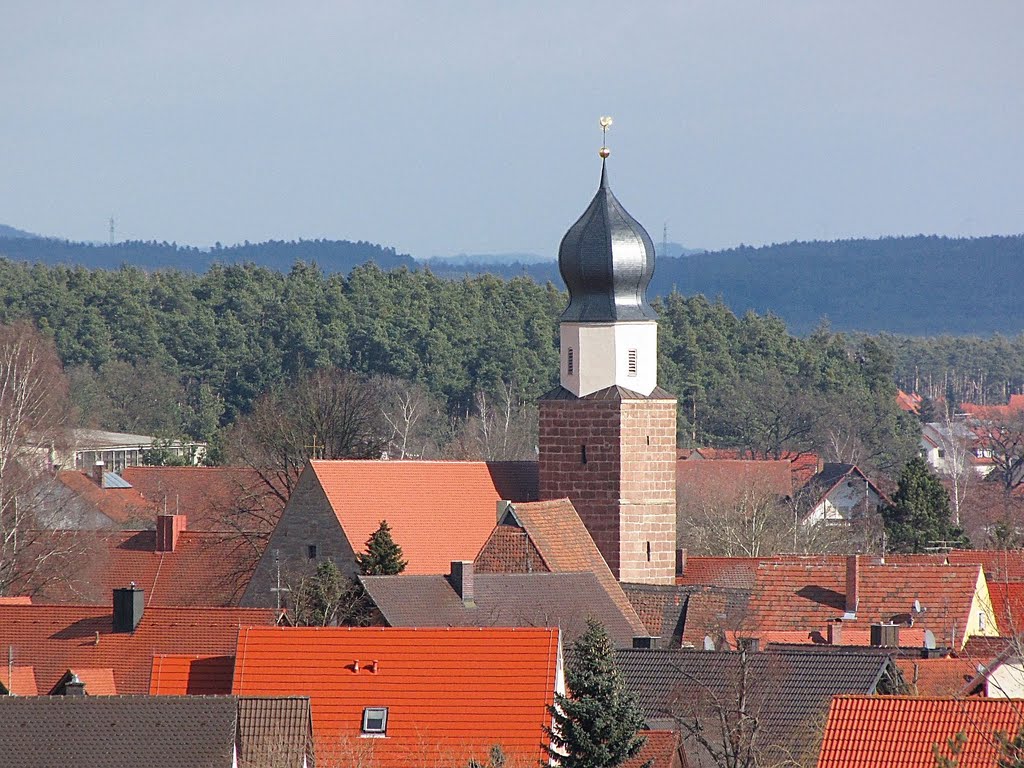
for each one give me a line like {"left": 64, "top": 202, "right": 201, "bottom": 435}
{"left": 845, "top": 555, "right": 859, "bottom": 618}
{"left": 155, "top": 514, "right": 186, "bottom": 553}
{"left": 112, "top": 585, "right": 144, "bottom": 633}
{"left": 92, "top": 460, "right": 105, "bottom": 487}
{"left": 449, "top": 561, "right": 475, "bottom": 607}
{"left": 63, "top": 673, "right": 86, "bottom": 696}
{"left": 827, "top": 620, "right": 843, "bottom": 645}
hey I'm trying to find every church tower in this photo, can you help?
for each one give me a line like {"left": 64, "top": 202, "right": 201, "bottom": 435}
{"left": 538, "top": 122, "right": 677, "bottom": 585}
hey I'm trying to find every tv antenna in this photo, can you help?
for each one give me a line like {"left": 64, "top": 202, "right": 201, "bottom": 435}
{"left": 109, "top": 217, "right": 115, "bottom": 246}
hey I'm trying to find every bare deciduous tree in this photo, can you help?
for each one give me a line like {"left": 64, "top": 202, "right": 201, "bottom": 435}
{"left": 225, "top": 367, "right": 388, "bottom": 503}
{"left": 446, "top": 381, "right": 537, "bottom": 461}
{"left": 0, "top": 321, "right": 80, "bottom": 596}
{"left": 377, "top": 376, "right": 446, "bottom": 459}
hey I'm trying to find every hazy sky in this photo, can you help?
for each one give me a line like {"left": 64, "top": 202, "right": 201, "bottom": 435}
{"left": 2, "top": 2, "right": 1022, "bottom": 258}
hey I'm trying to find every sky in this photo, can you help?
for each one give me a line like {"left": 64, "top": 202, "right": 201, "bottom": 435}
{"left": 2, "top": 2, "right": 1022, "bottom": 258}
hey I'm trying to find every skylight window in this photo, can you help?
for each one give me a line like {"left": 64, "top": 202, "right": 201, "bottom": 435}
{"left": 362, "top": 707, "right": 389, "bottom": 735}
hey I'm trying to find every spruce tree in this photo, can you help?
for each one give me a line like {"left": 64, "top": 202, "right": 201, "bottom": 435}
{"left": 882, "top": 456, "right": 969, "bottom": 553}
{"left": 546, "top": 619, "right": 649, "bottom": 768}
{"left": 356, "top": 520, "right": 408, "bottom": 575}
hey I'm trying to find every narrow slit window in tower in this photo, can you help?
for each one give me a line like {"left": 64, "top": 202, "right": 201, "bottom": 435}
{"left": 646, "top": 541, "right": 652, "bottom": 561}
{"left": 581, "top": 445, "right": 588, "bottom": 465}
{"left": 628, "top": 349, "right": 638, "bottom": 377}
{"left": 567, "top": 347, "right": 574, "bottom": 376}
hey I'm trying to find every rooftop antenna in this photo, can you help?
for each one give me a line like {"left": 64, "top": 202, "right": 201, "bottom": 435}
{"left": 599, "top": 115, "right": 613, "bottom": 159}
{"left": 109, "top": 216, "right": 115, "bottom": 246}
{"left": 663, "top": 222, "right": 669, "bottom": 259}
{"left": 270, "top": 550, "right": 290, "bottom": 613}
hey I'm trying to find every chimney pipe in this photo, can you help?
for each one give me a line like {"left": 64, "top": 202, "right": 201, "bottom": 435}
{"left": 92, "top": 460, "right": 105, "bottom": 487}
{"left": 155, "top": 514, "right": 186, "bottom": 553}
{"left": 845, "top": 555, "right": 859, "bottom": 618}
{"left": 112, "top": 585, "right": 144, "bottom": 633}
{"left": 449, "top": 561, "right": 475, "bottom": 607}
{"left": 676, "top": 548, "right": 687, "bottom": 577}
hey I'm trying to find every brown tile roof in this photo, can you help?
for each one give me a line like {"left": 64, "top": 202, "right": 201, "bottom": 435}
{"left": 676, "top": 556, "right": 764, "bottom": 590}
{"left": 151, "top": 655, "right": 236, "bottom": 695}
{"left": 0, "top": 695, "right": 239, "bottom": 768}
{"left": 817, "top": 696, "right": 1024, "bottom": 768}
{"left": 310, "top": 459, "right": 538, "bottom": 575}
{"left": 231, "top": 626, "right": 560, "bottom": 768}
{"left": 621, "top": 583, "right": 689, "bottom": 647}
{"left": 0, "top": 603, "right": 276, "bottom": 693}
{"left": 477, "top": 498, "right": 647, "bottom": 637}
{"left": 29, "top": 529, "right": 264, "bottom": 607}
{"left": 679, "top": 588, "right": 752, "bottom": 648}
{"left": 236, "top": 696, "right": 314, "bottom": 768}
{"left": 361, "top": 570, "right": 642, "bottom": 647}
{"left": 121, "top": 466, "right": 286, "bottom": 533}
{"left": 961, "top": 635, "right": 1014, "bottom": 660}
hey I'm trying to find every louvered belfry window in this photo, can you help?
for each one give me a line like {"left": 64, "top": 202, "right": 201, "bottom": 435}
{"left": 627, "top": 349, "right": 638, "bottom": 377}
{"left": 567, "top": 347, "right": 574, "bottom": 376}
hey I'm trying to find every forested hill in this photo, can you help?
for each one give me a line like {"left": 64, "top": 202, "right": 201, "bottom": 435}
{"left": 0, "top": 236, "right": 415, "bottom": 273}
{"left": 2, "top": 231, "right": 1023, "bottom": 335}
{"left": 427, "top": 234, "right": 1024, "bottom": 336}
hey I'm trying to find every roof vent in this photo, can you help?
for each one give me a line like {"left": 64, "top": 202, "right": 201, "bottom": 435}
{"left": 63, "top": 673, "right": 86, "bottom": 696}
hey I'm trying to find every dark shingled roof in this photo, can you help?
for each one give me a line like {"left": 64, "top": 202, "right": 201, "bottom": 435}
{"left": 361, "top": 570, "right": 643, "bottom": 647}
{"left": 0, "top": 695, "right": 238, "bottom": 768}
{"left": 540, "top": 384, "right": 676, "bottom": 401}
{"left": 616, "top": 648, "right": 904, "bottom": 766}
{"left": 622, "top": 583, "right": 691, "bottom": 648}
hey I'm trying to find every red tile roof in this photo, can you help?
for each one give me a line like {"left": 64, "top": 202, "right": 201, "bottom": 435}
{"left": 0, "top": 604, "right": 275, "bottom": 694}
{"left": 310, "top": 460, "right": 538, "bottom": 575}
{"left": 476, "top": 498, "right": 647, "bottom": 636}
{"left": 897, "top": 390, "right": 923, "bottom": 415}
{"left": 895, "top": 658, "right": 982, "bottom": 696}
{"left": 48, "top": 667, "right": 118, "bottom": 695}
{"left": 29, "top": 529, "right": 264, "bottom": 607}
{"left": 0, "top": 667, "right": 37, "bottom": 696}
{"left": 150, "top": 654, "right": 235, "bottom": 695}
{"left": 676, "top": 556, "right": 765, "bottom": 590}
{"left": 817, "top": 696, "right": 1024, "bottom": 768}
{"left": 743, "top": 561, "right": 986, "bottom": 647}
{"left": 622, "top": 730, "right": 683, "bottom": 768}
{"left": 231, "top": 626, "right": 559, "bottom": 768}
{"left": 884, "top": 550, "right": 1024, "bottom": 584}
{"left": 677, "top": 459, "right": 796, "bottom": 506}
{"left": 55, "top": 471, "right": 154, "bottom": 527}
{"left": 988, "top": 581, "right": 1024, "bottom": 635}
{"left": 121, "top": 466, "right": 285, "bottom": 533}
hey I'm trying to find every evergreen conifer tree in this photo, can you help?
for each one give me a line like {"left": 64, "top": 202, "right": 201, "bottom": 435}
{"left": 546, "top": 619, "right": 649, "bottom": 768}
{"left": 355, "top": 520, "right": 408, "bottom": 575}
{"left": 882, "top": 456, "right": 969, "bottom": 552}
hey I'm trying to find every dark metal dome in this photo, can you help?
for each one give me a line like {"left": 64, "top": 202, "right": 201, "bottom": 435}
{"left": 557, "top": 161, "right": 658, "bottom": 323}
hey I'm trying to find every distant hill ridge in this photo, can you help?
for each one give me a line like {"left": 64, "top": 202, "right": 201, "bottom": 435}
{"left": 0, "top": 228, "right": 1021, "bottom": 335}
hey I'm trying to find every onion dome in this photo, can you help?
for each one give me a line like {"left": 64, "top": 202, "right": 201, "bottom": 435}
{"left": 557, "top": 159, "right": 658, "bottom": 323}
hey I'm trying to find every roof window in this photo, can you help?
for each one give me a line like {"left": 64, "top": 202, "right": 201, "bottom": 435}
{"left": 362, "top": 706, "right": 388, "bottom": 735}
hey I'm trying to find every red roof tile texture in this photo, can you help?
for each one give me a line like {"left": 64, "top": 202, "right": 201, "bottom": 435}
{"left": 0, "top": 604, "right": 275, "bottom": 694}
{"left": 476, "top": 498, "right": 647, "bottom": 636}
{"left": 30, "top": 529, "right": 264, "bottom": 607}
{"left": 895, "top": 658, "right": 982, "bottom": 696}
{"left": 742, "top": 560, "right": 986, "bottom": 647}
{"left": 310, "top": 460, "right": 538, "bottom": 575}
{"left": 817, "top": 696, "right": 1024, "bottom": 768}
{"left": 55, "top": 471, "right": 154, "bottom": 527}
{"left": 150, "top": 654, "right": 235, "bottom": 695}
{"left": 231, "top": 626, "right": 559, "bottom": 768}
{"left": 121, "top": 466, "right": 286, "bottom": 533}
{"left": 0, "top": 667, "right": 37, "bottom": 696}
{"left": 677, "top": 459, "right": 796, "bottom": 506}
{"left": 622, "top": 730, "right": 683, "bottom": 768}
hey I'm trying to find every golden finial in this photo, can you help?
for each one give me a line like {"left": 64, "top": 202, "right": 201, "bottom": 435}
{"left": 599, "top": 116, "right": 613, "bottom": 158}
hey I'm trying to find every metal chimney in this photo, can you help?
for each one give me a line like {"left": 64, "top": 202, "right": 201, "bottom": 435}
{"left": 112, "top": 585, "right": 144, "bottom": 633}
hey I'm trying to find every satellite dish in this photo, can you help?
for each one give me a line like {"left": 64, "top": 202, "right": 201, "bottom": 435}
{"left": 913, "top": 599, "right": 922, "bottom": 614}
{"left": 703, "top": 636, "right": 716, "bottom": 651}
{"left": 924, "top": 629, "right": 936, "bottom": 650}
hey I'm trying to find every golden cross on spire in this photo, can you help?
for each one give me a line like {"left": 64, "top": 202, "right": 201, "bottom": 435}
{"left": 306, "top": 434, "right": 324, "bottom": 460}
{"left": 599, "top": 116, "right": 613, "bottom": 158}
